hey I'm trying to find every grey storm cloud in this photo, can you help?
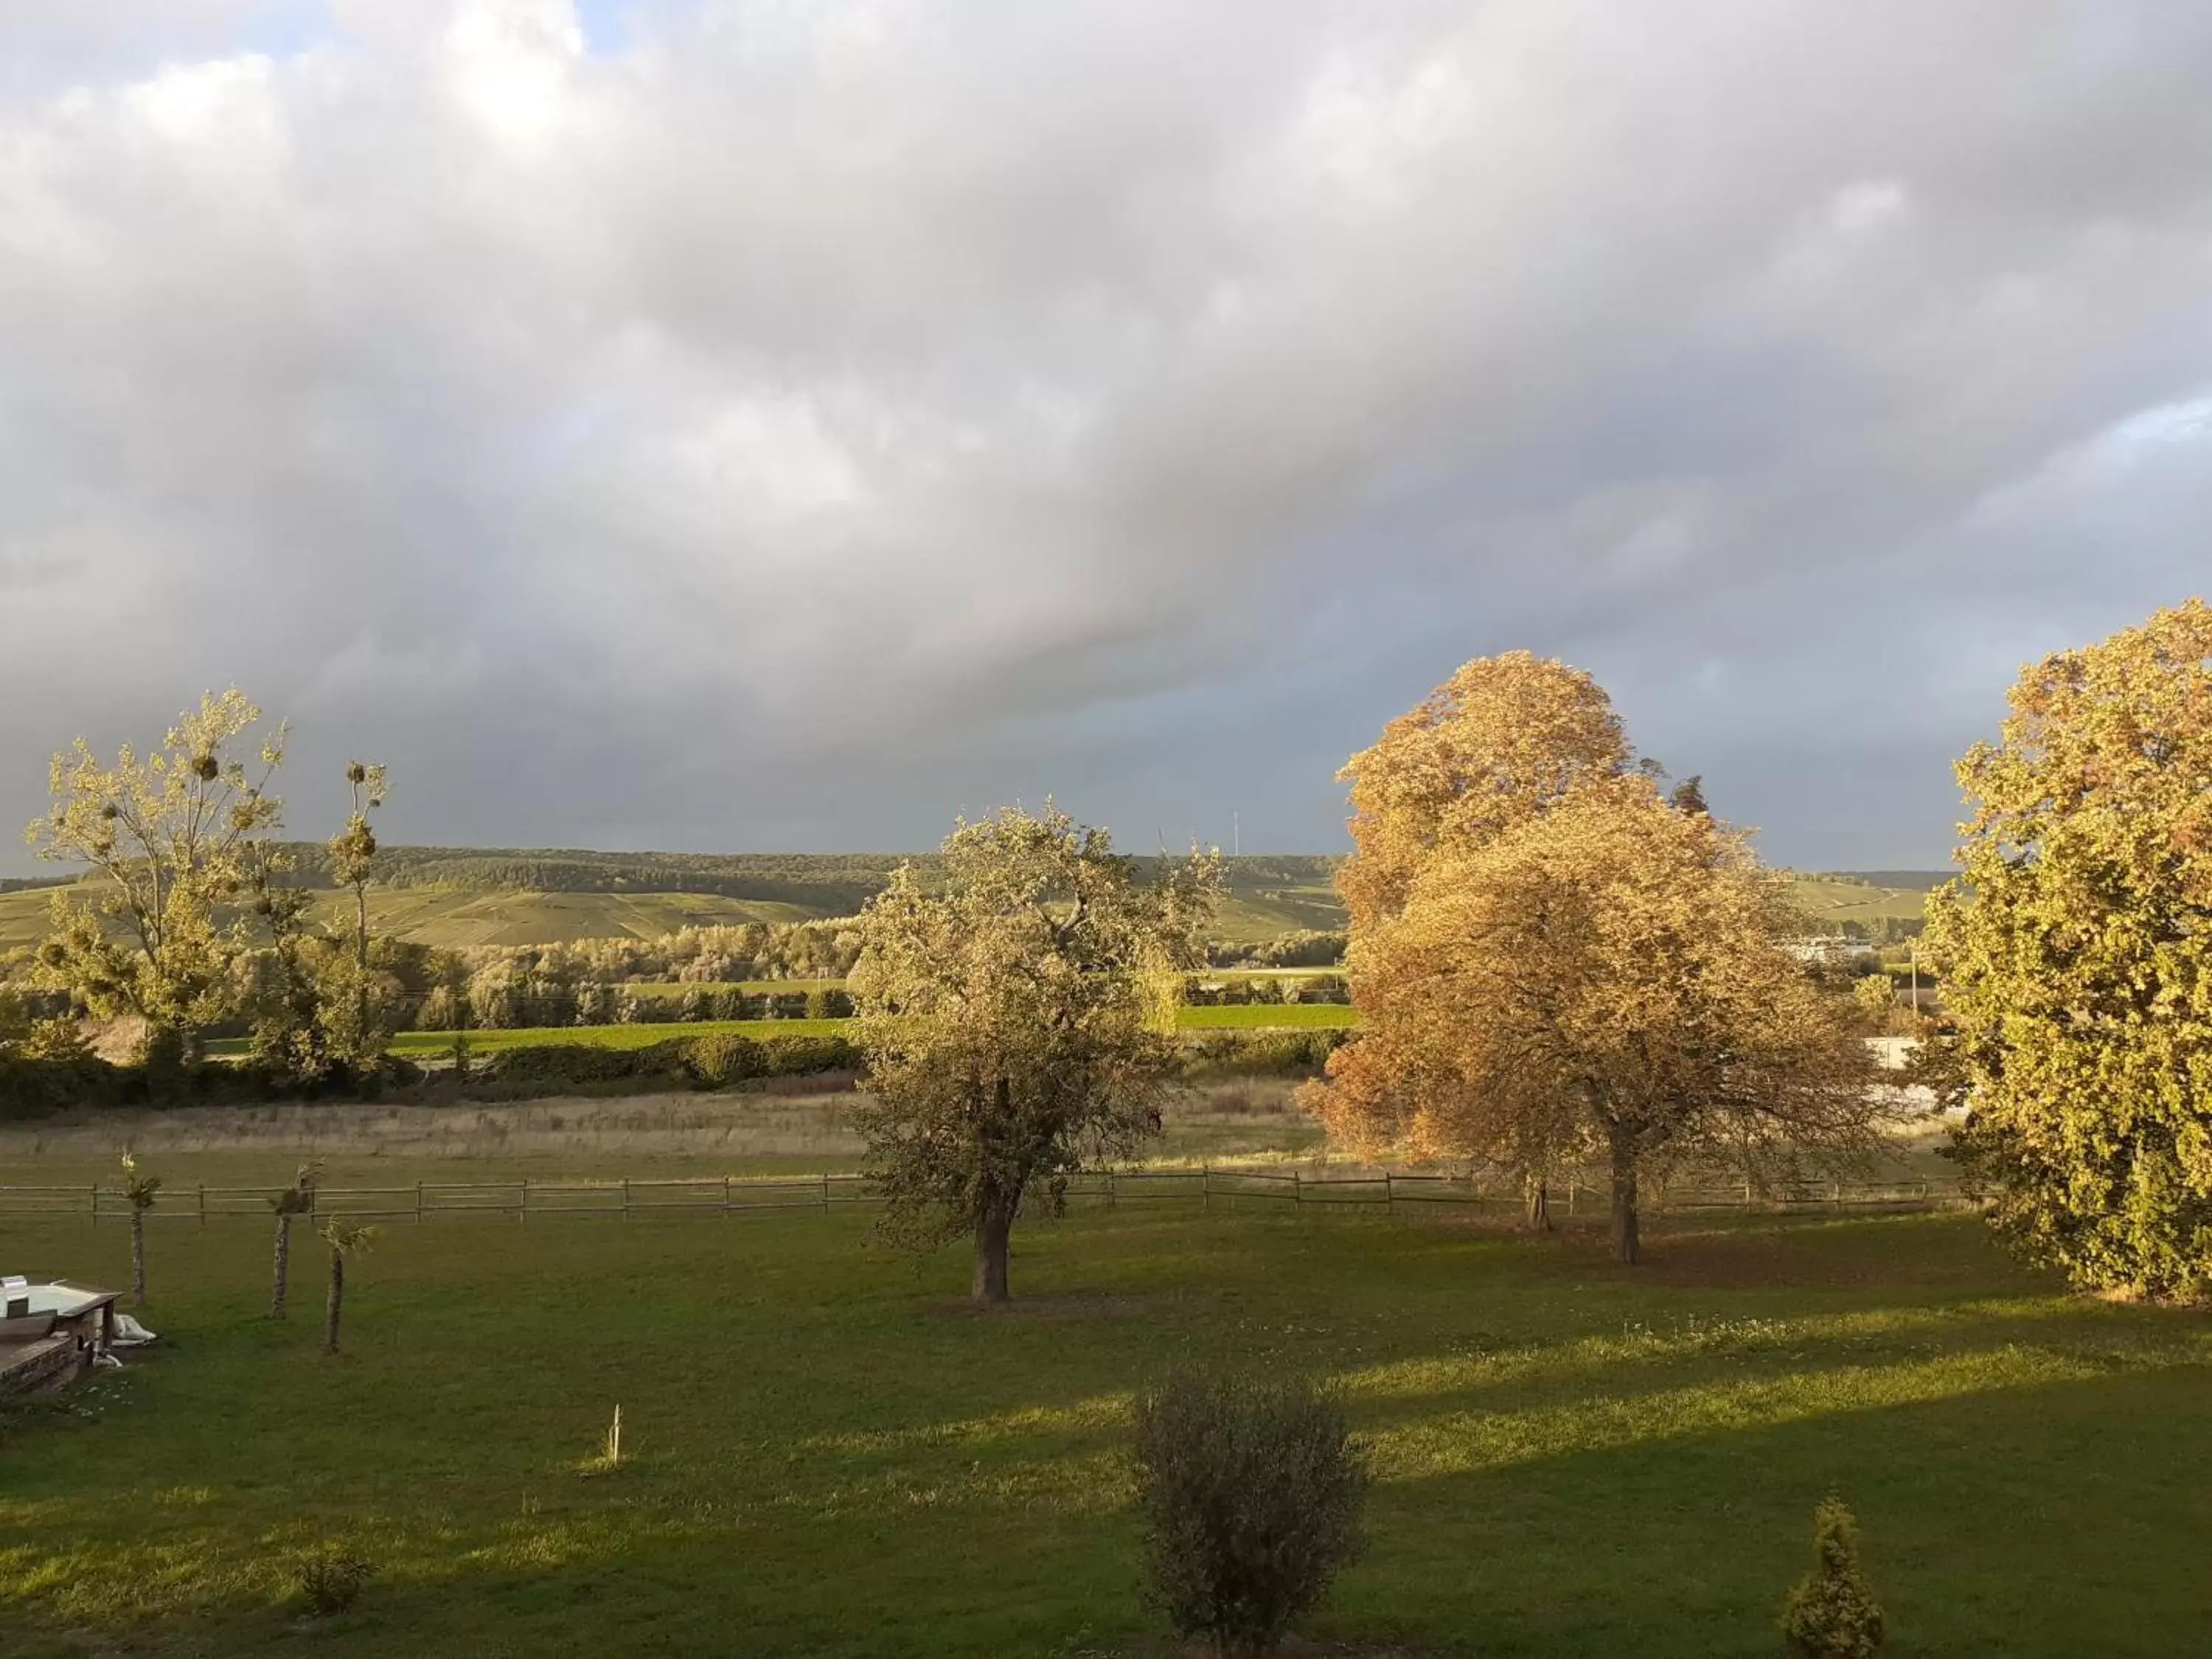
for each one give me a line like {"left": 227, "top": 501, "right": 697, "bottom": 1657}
{"left": 2, "top": 0, "right": 2209, "bottom": 867}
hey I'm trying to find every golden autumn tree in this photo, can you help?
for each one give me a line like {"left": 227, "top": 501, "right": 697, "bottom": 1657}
{"left": 1338, "top": 652, "right": 1631, "bottom": 933}
{"left": 1924, "top": 599, "right": 2212, "bottom": 1298}
{"left": 24, "top": 689, "right": 287, "bottom": 1068}
{"left": 849, "top": 806, "right": 1220, "bottom": 1303}
{"left": 1312, "top": 655, "right": 1882, "bottom": 1262}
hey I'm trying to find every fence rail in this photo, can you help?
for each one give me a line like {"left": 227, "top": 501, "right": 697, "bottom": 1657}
{"left": 0, "top": 1172, "right": 1966, "bottom": 1225}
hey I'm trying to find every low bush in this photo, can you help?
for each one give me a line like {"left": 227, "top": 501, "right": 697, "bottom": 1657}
{"left": 297, "top": 1549, "right": 372, "bottom": 1618}
{"left": 481, "top": 1043, "right": 657, "bottom": 1088}
{"left": 683, "top": 1032, "right": 767, "bottom": 1088}
{"left": 1781, "top": 1497, "right": 1885, "bottom": 1658}
{"left": 1178, "top": 1029, "right": 1348, "bottom": 1077}
{"left": 1132, "top": 1370, "right": 1368, "bottom": 1658}
{"left": 757, "top": 1033, "right": 860, "bottom": 1077}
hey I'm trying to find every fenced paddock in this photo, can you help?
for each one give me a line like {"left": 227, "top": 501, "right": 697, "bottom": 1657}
{"left": 0, "top": 1170, "right": 1966, "bottom": 1226}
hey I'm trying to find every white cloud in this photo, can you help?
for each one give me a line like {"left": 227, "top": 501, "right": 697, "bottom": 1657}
{"left": 1, "top": 1, "right": 2208, "bottom": 863}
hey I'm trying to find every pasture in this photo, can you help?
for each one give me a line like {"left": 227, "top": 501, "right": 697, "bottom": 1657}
{"left": 2, "top": 1116, "right": 2207, "bottom": 1656}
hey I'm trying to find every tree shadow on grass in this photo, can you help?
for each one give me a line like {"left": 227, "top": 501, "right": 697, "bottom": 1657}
{"left": 1351, "top": 1362, "right": 2212, "bottom": 1658}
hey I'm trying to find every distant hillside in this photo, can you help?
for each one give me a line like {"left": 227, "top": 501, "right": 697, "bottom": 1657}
{"left": 0, "top": 850, "right": 1348, "bottom": 950}
{"left": 0, "top": 849, "right": 1938, "bottom": 953}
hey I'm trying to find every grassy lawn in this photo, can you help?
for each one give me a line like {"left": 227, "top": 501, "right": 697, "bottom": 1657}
{"left": 1175, "top": 1003, "right": 1356, "bottom": 1029}
{"left": 2, "top": 1197, "right": 2207, "bottom": 1657}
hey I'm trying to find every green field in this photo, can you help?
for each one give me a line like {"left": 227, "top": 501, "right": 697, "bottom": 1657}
{"left": 1173, "top": 1003, "right": 1357, "bottom": 1029}
{"left": 1, "top": 1190, "right": 2206, "bottom": 1657}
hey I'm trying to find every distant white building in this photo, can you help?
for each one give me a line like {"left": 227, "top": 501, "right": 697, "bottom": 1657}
{"left": 1784, "top": 937, "right": 1861, "bottom": 964}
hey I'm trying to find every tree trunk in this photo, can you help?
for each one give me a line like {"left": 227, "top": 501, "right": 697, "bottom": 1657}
{"left": 972, "top": 1201, "right": 1013, "bottom": 1305}
{"left": 1609, "top": 1128, "right": 1641, "bottom": 1265}
{"left": 271, "top": 1215, "right": 291, "bottom": 1318}
{"left": 131, "top": 1208, "right": 147, "bottom": 1307}
{"left": 1523, "top": 1171, "right": 1552, "bottom": 1231}
{"left": 324, "top": 1250, "right": 344, "bottom": 1353}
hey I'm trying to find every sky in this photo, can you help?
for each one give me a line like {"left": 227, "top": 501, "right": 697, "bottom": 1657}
{"left": 3, "top": 1, "right": 2208, "bottom": 872}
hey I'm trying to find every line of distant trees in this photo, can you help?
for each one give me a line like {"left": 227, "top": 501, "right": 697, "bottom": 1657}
{"left": 246, "top": 844, "right": 1346, "bottom": 908}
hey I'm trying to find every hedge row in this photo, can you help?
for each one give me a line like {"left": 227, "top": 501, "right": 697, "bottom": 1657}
{"left": 1, "top": 1026, "right": 1342, "bottom": 1119}
{"left": 0, "top": 1052, "right": 425, "bottom": 1121}
{"left": 472, "top": 1032, "right": 862, "bottom": 1096}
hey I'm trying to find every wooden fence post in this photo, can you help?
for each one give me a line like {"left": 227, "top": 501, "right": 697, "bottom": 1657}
{"left": 89, "top": 1183, "right": 98, "bottom": 1225}
{"left": 821, "top": 1173, "right": 831, "bottom": 1216}
{"left": 723, "top": 1175, "right": 731, "bottom": 1216}
{"left": 198, "top": 1184, "right": 206, "bottom": 1228}
{"left": 415, "top": 1181, "right": 425, "bottom": 1224}
{"left": 621, "top": 1178, "right": 630, "bottom": 1221}
{"left": 1202, "top": 1167, "right": 1210, "bottom": 1212}
{"left": 520, "top": 1178, "right": 529, "bottom": 1225}
{"left": 1294, "top": 1169, "right": 1302, "bottom": 1205}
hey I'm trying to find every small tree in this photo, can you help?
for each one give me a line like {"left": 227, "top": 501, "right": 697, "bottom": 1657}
{"left": 1851, "top": 974, "right": 1898, "bottom": 1034}
{"left": 24, "top": 689, "right": 286, "bottom": 1066}
{"left": 1781, "top": 1497, "right": 1884, "bottom": 1658}
{"left": 849, "top": 805, "right": 1219, "bottom": 1303}
{"left": 319, "top": 1217, "right": 378, "bottom": 1354}
{"left": 1132, "top": 1371, "right": 1369, "bottom": 1658}
{"left": 119, "top": 1150, "right": 160, "bottom": 1308}
{"left": 268, "top": 1160, "right": 323, "bottom": 1319}
{"left": 321, "top": 763, "right": 392, "bottom": 1074}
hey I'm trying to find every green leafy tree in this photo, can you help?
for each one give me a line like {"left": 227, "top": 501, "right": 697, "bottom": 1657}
{"left": 320, "top": 1217, "right": 378, "bottom": 1354}
{"left": 24, "top": 689, "right": 285, "bottom": 1065}
{"left": 1925, "top": 599, "right": 2212, "bottom": 1297}
{"left": 1780, "top": 1497, "right": 1885, "bottom": 1658}
{"left": 848, "top": 805, "right": 1220, "bottom": 1303}
{"left": 1132, "top": 1371, "right": 1369, "bottom": 1658}
{"left": 1851, "top": 973, "right": 1899, "bottom": 1033}
{"left": 268, "top": 1161, "right": 324, "bottom": 1319}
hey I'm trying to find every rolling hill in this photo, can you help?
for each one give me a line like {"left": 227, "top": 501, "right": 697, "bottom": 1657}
{"left": 0, "top": 849, "right": 1946, "bottom": 952}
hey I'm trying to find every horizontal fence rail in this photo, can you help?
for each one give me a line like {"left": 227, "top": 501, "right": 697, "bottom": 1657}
{"left": 0, "top": 1172, "right": 1967, "bottom": 1225}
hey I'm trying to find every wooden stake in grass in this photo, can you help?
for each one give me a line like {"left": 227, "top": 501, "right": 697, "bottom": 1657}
{"left": 602, "top": 1405, "right": 622, "bottom": 1470}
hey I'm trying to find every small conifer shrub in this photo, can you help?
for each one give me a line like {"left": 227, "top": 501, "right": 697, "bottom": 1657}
{"left": 1781, "top": 1497, "right": 1884, "bottom": 1658}
{"left": 298, "top": 1549, "right": 373, "bottom": 1618}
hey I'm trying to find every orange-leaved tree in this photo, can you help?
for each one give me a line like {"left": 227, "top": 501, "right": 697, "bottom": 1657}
{"left": 1311, "top": 655, "right": 1882, "bottom": 1262}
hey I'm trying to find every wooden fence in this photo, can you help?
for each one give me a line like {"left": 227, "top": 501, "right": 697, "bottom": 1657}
{"left": 0, "top": 1170, "right": 1964, "bottom": 1225}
